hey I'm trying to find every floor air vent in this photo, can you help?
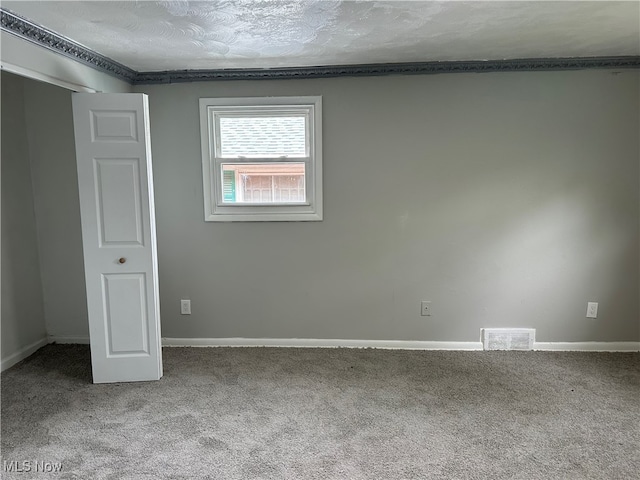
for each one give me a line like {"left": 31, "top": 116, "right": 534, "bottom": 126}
{"left": 482, "top": 328, "right": 535, "bottom": 351}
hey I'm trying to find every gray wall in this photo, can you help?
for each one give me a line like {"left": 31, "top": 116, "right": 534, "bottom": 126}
{"left": 133, "top": 69, "right": 639, "bottom": 342}
{"left": 1, "top": 72, "right": 47, "bottom": 359}
{"left": 6, "top": 70, "right": 634, "bottom": 344}
{"left": 22, "top": 77, "right": 89, "bottom": 340}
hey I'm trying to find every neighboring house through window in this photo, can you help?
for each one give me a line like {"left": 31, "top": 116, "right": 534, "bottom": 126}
{"left": 199, "top": 96, "right": 322, "bottom": 221}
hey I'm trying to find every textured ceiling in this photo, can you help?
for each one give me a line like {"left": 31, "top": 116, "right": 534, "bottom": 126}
{"left": 3, "top": 1, "right": 639, "bottom": 71}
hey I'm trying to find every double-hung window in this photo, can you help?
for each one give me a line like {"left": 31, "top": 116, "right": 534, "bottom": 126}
{"left": 199, "top": 96, "right": 322, "bottom": 221}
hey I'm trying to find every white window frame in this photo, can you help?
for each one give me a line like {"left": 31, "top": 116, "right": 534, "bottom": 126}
{"left": 199, "top": 96, "right": 323, "bottom": 222}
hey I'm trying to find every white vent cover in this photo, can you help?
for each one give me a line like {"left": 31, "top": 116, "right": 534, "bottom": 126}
{"left": 482, "top": 328, "right": 535, "bottom": 351}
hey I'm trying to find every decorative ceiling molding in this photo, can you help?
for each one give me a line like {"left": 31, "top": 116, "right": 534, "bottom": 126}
{"left": 135, "top": 56, "right": 640, "bottom": 84}
{"left": 1, "top": 9, "right": 137, "bottom": 83}
{"left": 2, "top": 8, "right": 639, "bottom": 87}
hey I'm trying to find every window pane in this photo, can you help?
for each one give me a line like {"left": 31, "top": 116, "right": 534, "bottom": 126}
{"left": 221, "top": 163, "right": 305, "bottom": 204}
{"left": 219, "top": 116, "right": 306, "bottom": 158}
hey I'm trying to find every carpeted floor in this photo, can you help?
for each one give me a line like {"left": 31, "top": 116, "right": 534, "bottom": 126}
{"left": 1, "top": 345, "right": 639, "bottom": 479}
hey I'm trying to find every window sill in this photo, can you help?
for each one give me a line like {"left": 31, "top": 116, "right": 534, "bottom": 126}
{"left": 205, "top": 212, "right": 323, "bottom": 222}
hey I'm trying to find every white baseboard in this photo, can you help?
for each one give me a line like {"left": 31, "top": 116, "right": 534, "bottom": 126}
{"left": 48, "top": 335, "right": 90, "bottom": 344}
{"left": 162, "top": 337, "right": 484, "bottom": 350}
{"left": 162, "top": 338, "right": 640, "bottom": 352}
{"left": 4, "top": 338, "right": 634, "bottom": 366}
{"left": 534, "top": 342, "right": 640, "bottom": 352}
{"left": 1, "top": 336, "right": 49, "bottom": 372}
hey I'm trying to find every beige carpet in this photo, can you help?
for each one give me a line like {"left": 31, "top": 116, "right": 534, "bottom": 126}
{"left": 1, "top": 344, "right": 639, "bottom": 479}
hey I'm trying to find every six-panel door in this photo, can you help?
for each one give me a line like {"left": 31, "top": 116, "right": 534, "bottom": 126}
{"left": 72, "top": 93, "right": 162, "bottom": 383}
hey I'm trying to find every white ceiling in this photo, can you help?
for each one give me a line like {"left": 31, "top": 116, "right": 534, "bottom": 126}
{"left": 4, "top": 1, "right": 639, "bottom": 71}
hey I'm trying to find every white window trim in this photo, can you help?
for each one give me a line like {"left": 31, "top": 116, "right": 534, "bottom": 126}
{"left": 199, "top": 96, "right": 323, "bottom": 222}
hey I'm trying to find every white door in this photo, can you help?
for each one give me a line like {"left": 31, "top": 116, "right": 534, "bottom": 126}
{"left": 72, "top": 93, "right": 162, "bottom": 383}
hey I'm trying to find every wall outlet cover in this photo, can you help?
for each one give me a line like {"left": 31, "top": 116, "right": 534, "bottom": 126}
{"left": 180, "top": 299, "right": 191, "bottom": 315}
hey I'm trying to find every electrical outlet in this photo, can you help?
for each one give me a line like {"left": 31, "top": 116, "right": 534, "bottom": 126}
{"left": 586, "top": 302, "right": 598, "bottom": 318}
{"left": 421, "top": 301, "right": 432, "bottom": 316}
{"left": 180, "top": 299, "right": 191, "bottom": 315}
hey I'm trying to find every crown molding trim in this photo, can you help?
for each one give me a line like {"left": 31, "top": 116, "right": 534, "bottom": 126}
{"left": 134, "top": 56, "right": 640, "bottom": 84}
{"left": 2, "top": 8, "right": 639, "bottom": 86}
{"left": 1, "top": 8, "right": 137, "bottom": 83}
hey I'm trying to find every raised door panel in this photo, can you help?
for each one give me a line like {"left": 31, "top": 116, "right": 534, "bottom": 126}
{"left": 94, "top": 158, "right": 144, "bottom": 246}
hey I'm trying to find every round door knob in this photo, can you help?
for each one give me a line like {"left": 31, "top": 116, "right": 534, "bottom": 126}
{"left": 118, "top": 257, "right": 126, "bottom": 264}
